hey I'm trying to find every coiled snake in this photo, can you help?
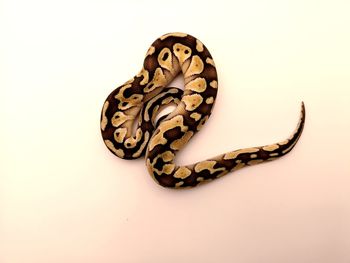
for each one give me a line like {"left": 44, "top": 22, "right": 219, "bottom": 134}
{"left": 100, "top": 32, "right": 305, "bottom": 188}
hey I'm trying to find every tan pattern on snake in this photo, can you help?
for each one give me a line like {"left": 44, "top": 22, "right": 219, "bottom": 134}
{"left": 100, "top": 32, "right": 306, "bottom": 188}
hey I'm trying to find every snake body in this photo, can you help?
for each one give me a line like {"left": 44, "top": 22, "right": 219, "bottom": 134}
{"left": 100, "top": 32, "right": 305, "bottom": 188}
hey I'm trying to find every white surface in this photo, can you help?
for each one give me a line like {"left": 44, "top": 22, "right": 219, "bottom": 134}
{"left": 1, "top": 0, "right": 350, "bottom": 262}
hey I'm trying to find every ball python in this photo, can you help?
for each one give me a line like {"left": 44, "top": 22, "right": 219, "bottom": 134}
{"left": 100, "top": 32, "right": 305, "bottom": 188}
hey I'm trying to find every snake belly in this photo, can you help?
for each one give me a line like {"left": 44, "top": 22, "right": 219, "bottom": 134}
{"left": 100, "top": 32, "right": 306, "bottom": 188}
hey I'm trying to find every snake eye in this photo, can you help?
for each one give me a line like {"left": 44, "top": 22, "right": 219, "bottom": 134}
{"left": 184, "top": 50, "right": 189, "bottom": 54}
{"left": 176, "top": 48, "right": 180, "bottom": 52}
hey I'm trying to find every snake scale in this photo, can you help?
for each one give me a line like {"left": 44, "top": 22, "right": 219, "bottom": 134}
{"left": 100, "top": 32, "right": 306, "bottom": 188}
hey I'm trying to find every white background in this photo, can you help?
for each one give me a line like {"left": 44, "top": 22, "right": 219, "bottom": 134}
{"left": 1, "top": 0, "right": 350, "bottom": 262}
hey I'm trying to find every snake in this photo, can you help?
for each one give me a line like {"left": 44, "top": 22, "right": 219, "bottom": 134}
{"left": 100, "top": 32, "right": 306, "bottom": 188}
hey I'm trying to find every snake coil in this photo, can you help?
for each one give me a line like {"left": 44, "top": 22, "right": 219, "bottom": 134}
{"left": 100, "top": 32, "right": 305, "bottom": 188}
